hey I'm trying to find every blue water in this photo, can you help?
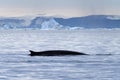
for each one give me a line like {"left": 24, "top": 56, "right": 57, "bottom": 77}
{"left": 0, "top": 30, "right": 120, "bottom": 80}
{"left": 0, "top": 53, "right": 120, "bottom": 80}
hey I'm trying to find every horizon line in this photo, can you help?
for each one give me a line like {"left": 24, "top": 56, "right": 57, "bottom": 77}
{"left": 0, "top": 14, "right": 120, "bottom": 18}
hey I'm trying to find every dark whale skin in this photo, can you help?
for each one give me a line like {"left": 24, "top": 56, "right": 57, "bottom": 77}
{"left": 29, "top": 50, "right": 87, "bottom": 56}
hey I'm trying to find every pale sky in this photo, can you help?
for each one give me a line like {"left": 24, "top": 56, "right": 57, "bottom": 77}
{"left": 0, "top": 0, "right": 120, "bottom": 17}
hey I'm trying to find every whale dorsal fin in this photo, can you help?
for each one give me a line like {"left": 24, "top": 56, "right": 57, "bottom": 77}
{"left": 29, "top": 50, "right": 34, "bottom": 53}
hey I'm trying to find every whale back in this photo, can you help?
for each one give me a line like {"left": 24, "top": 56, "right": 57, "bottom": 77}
{"left": 29, "top": 50, "right": 87, "bottom": 56}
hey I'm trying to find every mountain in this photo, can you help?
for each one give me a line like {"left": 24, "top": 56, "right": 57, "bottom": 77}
{"left": 0, "top": 15, "right": 120, "bottom": 29}
{"left": 55, "top": 15, "right": 120, "bottom": 28}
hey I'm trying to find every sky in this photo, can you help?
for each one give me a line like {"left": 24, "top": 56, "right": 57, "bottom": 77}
{"left": 0, "top": 0, "right": 120, "bottom": 17}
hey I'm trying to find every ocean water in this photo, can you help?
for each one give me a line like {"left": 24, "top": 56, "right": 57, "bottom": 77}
{"left": 0, "top": 30, "right": 120, "bottom": 80}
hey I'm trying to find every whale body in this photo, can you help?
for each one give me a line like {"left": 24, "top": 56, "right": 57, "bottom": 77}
{"left": 29, "top": 50, "right": 87, "bottom": 56}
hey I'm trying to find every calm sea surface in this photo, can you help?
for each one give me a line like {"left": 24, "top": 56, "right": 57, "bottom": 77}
{"left": 0, "top": 30, "right": 120, "bottom": 80}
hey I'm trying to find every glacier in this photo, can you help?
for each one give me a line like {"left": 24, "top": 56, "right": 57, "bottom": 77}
{"left": 0, "top": 15, "right": 120, "bottom": 30}
{"left": 0, "top": 16, "right": 66, "bottom": 30}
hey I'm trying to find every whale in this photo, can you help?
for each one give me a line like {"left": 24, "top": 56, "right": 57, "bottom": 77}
{"left": 29, "top": 50, "right": 87, "bottom": 56}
